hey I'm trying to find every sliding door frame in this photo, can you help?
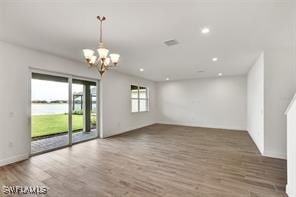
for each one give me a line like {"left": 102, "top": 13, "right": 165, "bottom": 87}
{"left": 68, "top": 76, "right": 73, "bottom": 145}
{"left": 29, "top": 68, "right": 101, "bottom": 155}
{"left": 71, "top": 76, "right": 99, "bottom": 144}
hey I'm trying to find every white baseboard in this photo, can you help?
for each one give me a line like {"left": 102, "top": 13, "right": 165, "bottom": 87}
{"left": 156, "top": 121, "right": 246, "bottom": 132}
{"left": 246, "top": 130, "right": 264, "bottom": 155}
{"left": 0, "top": 154, "right": 29, "bottom": 167}
{"left": 263, "top": 150, "right": 287, "bottom": 160}
{"left": 286, "top": 184, "right": 295, "bottom": 197}
{"left": 102, "top": 122, "right": 156, "bottom": 138}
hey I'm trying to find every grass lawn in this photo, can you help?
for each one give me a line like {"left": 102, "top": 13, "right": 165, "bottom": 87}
{"left": 32, "top": 114, "right": 96, "bottom": 138}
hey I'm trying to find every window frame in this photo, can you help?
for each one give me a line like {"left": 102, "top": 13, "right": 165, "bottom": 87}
{"left": 130, "top": 84, "right": 149, "bottom": 113}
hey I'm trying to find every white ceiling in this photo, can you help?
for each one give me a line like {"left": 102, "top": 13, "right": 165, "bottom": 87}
{"left": 0, "top": 0, "right": 294, "bottom": 81}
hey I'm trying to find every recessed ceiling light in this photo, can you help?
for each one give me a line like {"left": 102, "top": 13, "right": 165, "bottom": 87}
{"left": 166, "top": 77, "right": 170, "bottom": 81}
{"left": 218, "top": 73, "right": 223, "bottom": 77}
{"left": 139, "top": 68, "right": 144, "bottom": 72}
{"left": 201, "top": 27, "right": 210, "bottom": 34}
{"left": 212, "top": 57, "right": 218, "bottom": 62}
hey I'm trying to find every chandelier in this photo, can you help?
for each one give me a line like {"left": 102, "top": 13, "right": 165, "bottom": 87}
{"left": 83, "top": 16, "right": 120, "bottom": 76}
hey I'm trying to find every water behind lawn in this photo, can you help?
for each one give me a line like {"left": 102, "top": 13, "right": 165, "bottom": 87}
{"left": 32, "top": 104, "right": 96, "bottom": 115}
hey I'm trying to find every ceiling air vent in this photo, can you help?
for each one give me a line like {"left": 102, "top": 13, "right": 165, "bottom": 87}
{"left": 164, "top": 39, "right": 178, "bottom": 47}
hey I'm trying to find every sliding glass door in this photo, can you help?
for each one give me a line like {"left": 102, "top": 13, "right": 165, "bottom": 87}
{"left": 31, "top": 72, "right": 99, "bottom": 155}
{"left": 71, "top": 79, "right": 97, "bottom": 143}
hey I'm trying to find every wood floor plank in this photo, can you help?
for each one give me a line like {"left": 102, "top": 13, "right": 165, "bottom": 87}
{"left": 0, "top": 124, "right": 287, "bottom": 197}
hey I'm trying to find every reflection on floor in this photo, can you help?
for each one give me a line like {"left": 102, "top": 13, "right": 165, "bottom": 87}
{"left": 31, "top": 129, "right": 97, "bottom": 154}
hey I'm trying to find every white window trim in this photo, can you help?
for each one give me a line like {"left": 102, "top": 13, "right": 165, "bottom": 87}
{"left": 130, "top": 84, "right": 149, "bottom": 113}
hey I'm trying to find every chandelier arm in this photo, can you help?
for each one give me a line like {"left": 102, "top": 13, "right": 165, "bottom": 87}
{"left": 96, "top": 66, "right": 102, "bottom": 76}
{"left": 96, "top": 65, "right": 101, "bottom": 73}
{"left": 100, "top": 62, "right": 105, "bottom": 72}
{"left": 96, "top": 63, "right": 105, "bottom": 76}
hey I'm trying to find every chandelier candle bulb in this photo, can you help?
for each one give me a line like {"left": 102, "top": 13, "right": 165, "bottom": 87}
{"left": 110, "top": 54, "right": 120, "bottom": 64}
{"left": 97, "top": 48, "right": 109, "bottom": 59}
{"left": 89, "top": 56, "right": 97, "bottom": 64}
{"left": 104, "top": 57, "right": 111, "bottom": 66}
{"left": 83, "top": 49, "right": 95, "bottom": 59}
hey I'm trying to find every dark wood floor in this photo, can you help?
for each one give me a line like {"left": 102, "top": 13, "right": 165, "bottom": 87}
{"left": 0, "top": 124, "right": 287, "bottom": 197}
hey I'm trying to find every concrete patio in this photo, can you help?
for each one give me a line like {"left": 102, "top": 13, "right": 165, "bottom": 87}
{"left": 31, "top": 129, "right": 97, "bottom": 154}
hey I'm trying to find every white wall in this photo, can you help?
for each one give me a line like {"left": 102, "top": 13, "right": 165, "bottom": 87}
{"left": 247, "top": 53, "right": 264, "bottom": 153}
{"left": 286, "top": 94, "right": 296, "bottom": 197}
{"left": 101, "top": 71, "right": 157, "bottom": 137}
{"left": 263, "top": 48, "right": 296, "bottom": 159}
{"left": 246, "top": 49, "right": 296, "bottom": 159}
{"left": 0, "top": 41, "right": 157, "bottom": 166}
{"left": 157, "top": 76, "right": 247, "bottom": 131}
{"left": 1, "top": 39, "right": 295, "bottom": 168}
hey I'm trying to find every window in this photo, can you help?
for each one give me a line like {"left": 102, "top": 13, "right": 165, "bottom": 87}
{"left": 131, "top": 85, "right": 149, "bottom": 112}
